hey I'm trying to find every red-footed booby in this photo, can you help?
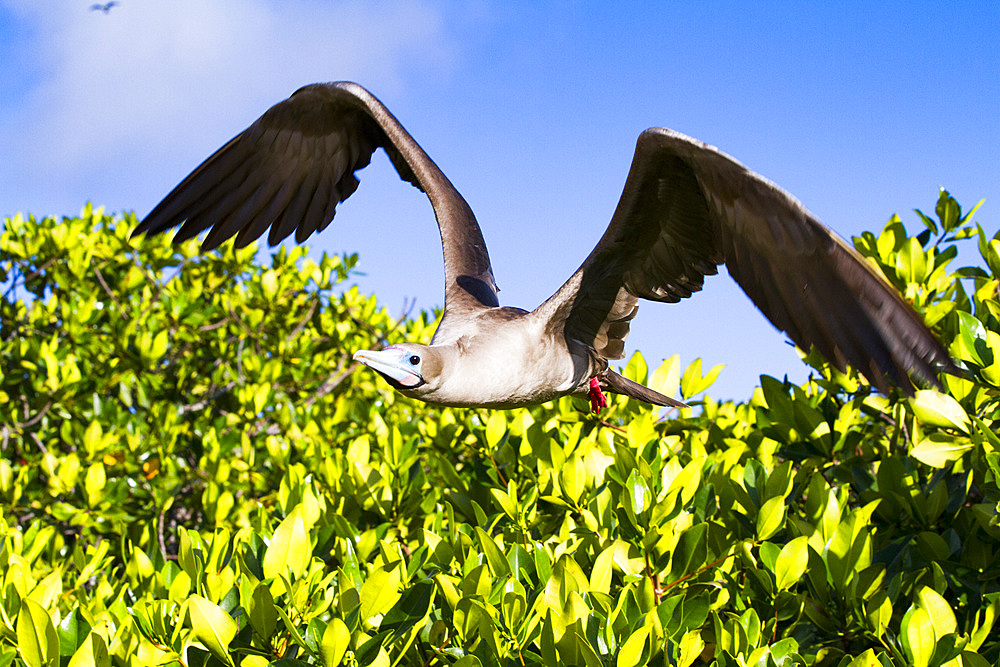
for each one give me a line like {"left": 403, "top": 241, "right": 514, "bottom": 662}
{"left": 134, "top": 82, "right": 956, "bottom": 411}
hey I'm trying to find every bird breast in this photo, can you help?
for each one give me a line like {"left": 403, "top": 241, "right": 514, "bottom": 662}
{"left": 425, "top": 314, "right": 582, "bottom": 408}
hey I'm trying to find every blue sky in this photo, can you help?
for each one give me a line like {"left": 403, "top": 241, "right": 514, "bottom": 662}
{"left": 2, "top": 1, "right": 997, "bottom": 400}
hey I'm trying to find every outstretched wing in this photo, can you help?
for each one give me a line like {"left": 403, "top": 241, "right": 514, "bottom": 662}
{"left": 133, "top": 81, "right": 499, "bottom": 326}
{"left": 536, "top": 127, "right": 955, "bottom": 394}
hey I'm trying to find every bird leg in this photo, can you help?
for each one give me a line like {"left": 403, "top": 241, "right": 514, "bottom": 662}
{"left": 588, "top": 377, "right": 609, "bottom": 414}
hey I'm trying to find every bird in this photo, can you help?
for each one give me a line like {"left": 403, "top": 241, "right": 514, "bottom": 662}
{"left": 90, "top": 2, "right": 118, "bottom": 14}
{"left": 133, "top": 81, "right": 956, "bottom": 412}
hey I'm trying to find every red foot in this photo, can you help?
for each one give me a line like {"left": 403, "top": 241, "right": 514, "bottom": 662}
{"left": 588, "top": 377, "right": 608, "bottom": 414}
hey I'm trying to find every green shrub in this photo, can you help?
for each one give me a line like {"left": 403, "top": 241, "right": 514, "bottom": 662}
{"left": 0, "top": 191, "right": 997, "bottom": 667}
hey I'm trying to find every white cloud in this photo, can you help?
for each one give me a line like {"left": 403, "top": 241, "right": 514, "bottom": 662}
{"left": 1, "top": 0, "right": 460, "bottom": 215}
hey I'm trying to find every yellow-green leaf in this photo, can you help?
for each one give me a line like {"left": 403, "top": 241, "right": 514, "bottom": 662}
{"left": 253, "top": 383, "right": 270, "bottom": 414}
{"left": 910, "top": 434, "right": 974, "bottom": 468}
{"left": 677, "top": 629, "right": 704, "bottom": 667}
{"left": 589, "top": 545, "right": 615, "bottom": 595}
{"left": 360, "top": 561, "right": 403, "bottom": 624}
{"left": 649, "top": 354, "right": 681, "bottom": 399}
{"left": 902, "top": 605, "right": 935, "bottom": 667}
{"left": 248, "top": 583, "right": 278, "bottom": 641}
{"left": 774, "top": 536, "right": 809, "bottom": 591}
{"left": 263, "top": 506, "right": 310, "bottom": 583}
{"left": 320, "top": 617, "right": 351, "bottom": 667}
{"left": 67, "top": 631, "right": 110, "bottom": 667}
{"left": 616, "top": 625, "right": 650, "bottom": 667}
{"left": 17, "top": 599, "right": 58, "bottom": 667}
{"left": 474, "top": 527, "right": 511, "bottom": 578}
{"left": 84, "top": 463, "right": 105, "bottom": 506}
{"left": 187, "top": 595, "right": 237, "bottom": 665}
{"left": 261, "top": 269, "right": 279, "bottom": 299}
{"left": 626, "top": 469, "right": 650, "bottom": 516}
{"left": 485, "top": 411, "right": 506, "bottom": 448}
{"left": 680, "top": 358, "right": 724, "bottom": 399}
{"left": 917, "top": 586, "right": 956, "bottom": 636}
{"left": 756, "top": 496, "right": 786, "bottom": 540}
{"left": 82, "top": 421, "right": 102, "bottom": 456}
{"left": 909, "top": 389, "right": 970, "bottom": 433}
{"left": 846, "top": 649, "right": 879, "bottom": 667}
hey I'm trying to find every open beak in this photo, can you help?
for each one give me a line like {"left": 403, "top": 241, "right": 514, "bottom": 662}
{"left": 353, "top": 348, "right": 423, "bottom": 389}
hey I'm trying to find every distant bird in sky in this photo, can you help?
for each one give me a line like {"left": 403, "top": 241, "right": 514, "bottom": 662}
{"left": 90, "top": 2, "right": 118, "bottom": 14}
{"left": 134, "top": 82, "right": 956, "bottom": 411}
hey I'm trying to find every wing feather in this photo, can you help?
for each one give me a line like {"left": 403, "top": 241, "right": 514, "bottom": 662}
{"left": 536, "top": 128, "right": 955, "bottom": 393}
{"left": 134, "top": 82, "right": 498, "bottom": 320}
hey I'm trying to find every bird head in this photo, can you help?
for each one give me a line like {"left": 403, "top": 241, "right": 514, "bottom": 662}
{"left": 353, "top": 344, "right": 442, "bottom": 396}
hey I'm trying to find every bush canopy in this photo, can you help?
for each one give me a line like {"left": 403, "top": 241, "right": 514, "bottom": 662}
{"left": 1, "top": 191, "right": 998, "bottom": 667}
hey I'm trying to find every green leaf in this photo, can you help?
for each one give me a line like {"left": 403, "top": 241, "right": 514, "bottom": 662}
{"left": 149, "top": 330, "right": 169, "bottom": 359}
{"left": 380, "top": 581, "right": 434, "bottom": 637}
{"left": 263, "top": 506, "right": 311, "bottom": 583}
{"left": 957, "top": 310, "right": 993, "bottom": 367}
{"left": 910, "top": 434, "right": 974, "bottom": 468}
{"left": 253, "top": 383, "right": 270, "bottom": 414}
{"left": 490, "top": 487, "right": 518, "bottom": 521}
{"left": 16, "top": 599, "right": 58, "bottom": 667}
{"left": 84, "top": 464, "right": 105, "bottom": 507}
{"left": 901, "top": 605, "right": 935, "bottom": 667}
{"left": 624, "top": 350, "right": 649, "bottom": 384}
{"left": 680, "top": 358, "right": 724, "bottom": 399}
{"left": 261, "top": 269, "right": 279, "bottom": 299}
{"left": 909, "top": 389, "right": 970, "bottom": 433}
{"left": 571, "top": 630, "right": 603, "bottom": 667}
{"left": 756, "top": 496, "right": 786, "bottom": 540}
{"left": 57, "top": 610, "right": 90, "bottom": 658}
{"left": 677, "top": 629, "right": 704, "bottom": 667}
{"left": 360, "top": 561, "right": 403, "bottom": 624}
{"left": 935, "top": 188, "right": 961, "bottom": 232}
{"left": 959, "top": 652, "right": 993, "bottom": 667}
{"left": 616, "top": 625, "right": 650, "bottom": 667}
{"left": 845, "top": 649, "right": 880, "bottom": 667}
{"left": 485, "top": 412, "right": 507, "bottom": 448}
{"left": 917, "top": 586, "right": 956, "bottom": 636}
{"left": 649, "top": 354, "right": 681, "bottom": 398}
{"left": 589, "top": 545, "right": 615, "bottom": 595}
{"left": 669, "top": 523, "right": 708, "bottom": 582}
{"left": 896, "top": 236, "right": 927, "bottom": 283}
{"left": 82, "top": 421, "right": 102, "bottom": 456}
{"left": 626, "top": 468, "right": 650, "bottom": 517}
{"left": 248, "top": 583, "right": 278, "bottom": 641}
{"left": 969, "top": 598, "right": 1000, "bottom": 651}
{"left": 319, "top": 617, "right": 351, "bottom": 667}
{"left": 187, "top": 596, "right": 237, "bottom": 665}
{"left": 560, "top": 455, "right": 586, "bottom": 505}
{"left": 67, "top": 632, "right": 110, "bottom": 667}
{"left": 773, "top": 536, "right": 809, "bottom": 591}
{"left": 474, "top": 528, "right": 511, "bottom": 578}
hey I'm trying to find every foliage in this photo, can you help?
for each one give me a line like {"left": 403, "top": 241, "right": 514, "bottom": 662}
{"left": 0, "top": 191, "right": 998, "bottom": 667}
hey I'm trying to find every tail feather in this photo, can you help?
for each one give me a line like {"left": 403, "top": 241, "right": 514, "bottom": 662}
{"left": 601, "top": 370, "right": 688, "bottom": 409}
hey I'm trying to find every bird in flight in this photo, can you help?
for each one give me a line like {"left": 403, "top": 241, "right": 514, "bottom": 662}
{"left": 134, "top": 82, "right": 955, "bottom": 411}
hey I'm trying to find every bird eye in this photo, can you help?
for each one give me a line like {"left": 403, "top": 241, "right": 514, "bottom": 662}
{"left": 409, "top": 355, "right": 420, "bottom": 365}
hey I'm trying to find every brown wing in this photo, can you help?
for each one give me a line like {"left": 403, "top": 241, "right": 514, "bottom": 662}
{"left": 536, "top": 127, "right": 955, "bottom": 394}
{"left": 133, "top": 81, "right": 499, "bottom": 323}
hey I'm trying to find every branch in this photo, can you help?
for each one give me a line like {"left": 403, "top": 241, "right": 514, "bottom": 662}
{"left": 93, "top": 264, "right": 129, "bottom": 319}
{"left": 303, "top": 354, "right": 359, "bottom": 408}
{"left": 285, "top": 298, "right": 318, "bottom": 344}
{"left": 13, "top": 399, "right": 54, "bottom": 430}
{"left": 177, "top": 382, "right": 238, "bottom": 415}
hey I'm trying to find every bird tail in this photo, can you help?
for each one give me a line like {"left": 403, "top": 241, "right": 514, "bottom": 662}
{"left": 601, "top": 370, "right": 688, "bottom": 409}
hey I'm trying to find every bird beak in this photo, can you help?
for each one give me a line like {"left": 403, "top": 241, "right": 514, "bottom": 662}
{"left": 353, "top": 348, "right": 424, "bottom": 388}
